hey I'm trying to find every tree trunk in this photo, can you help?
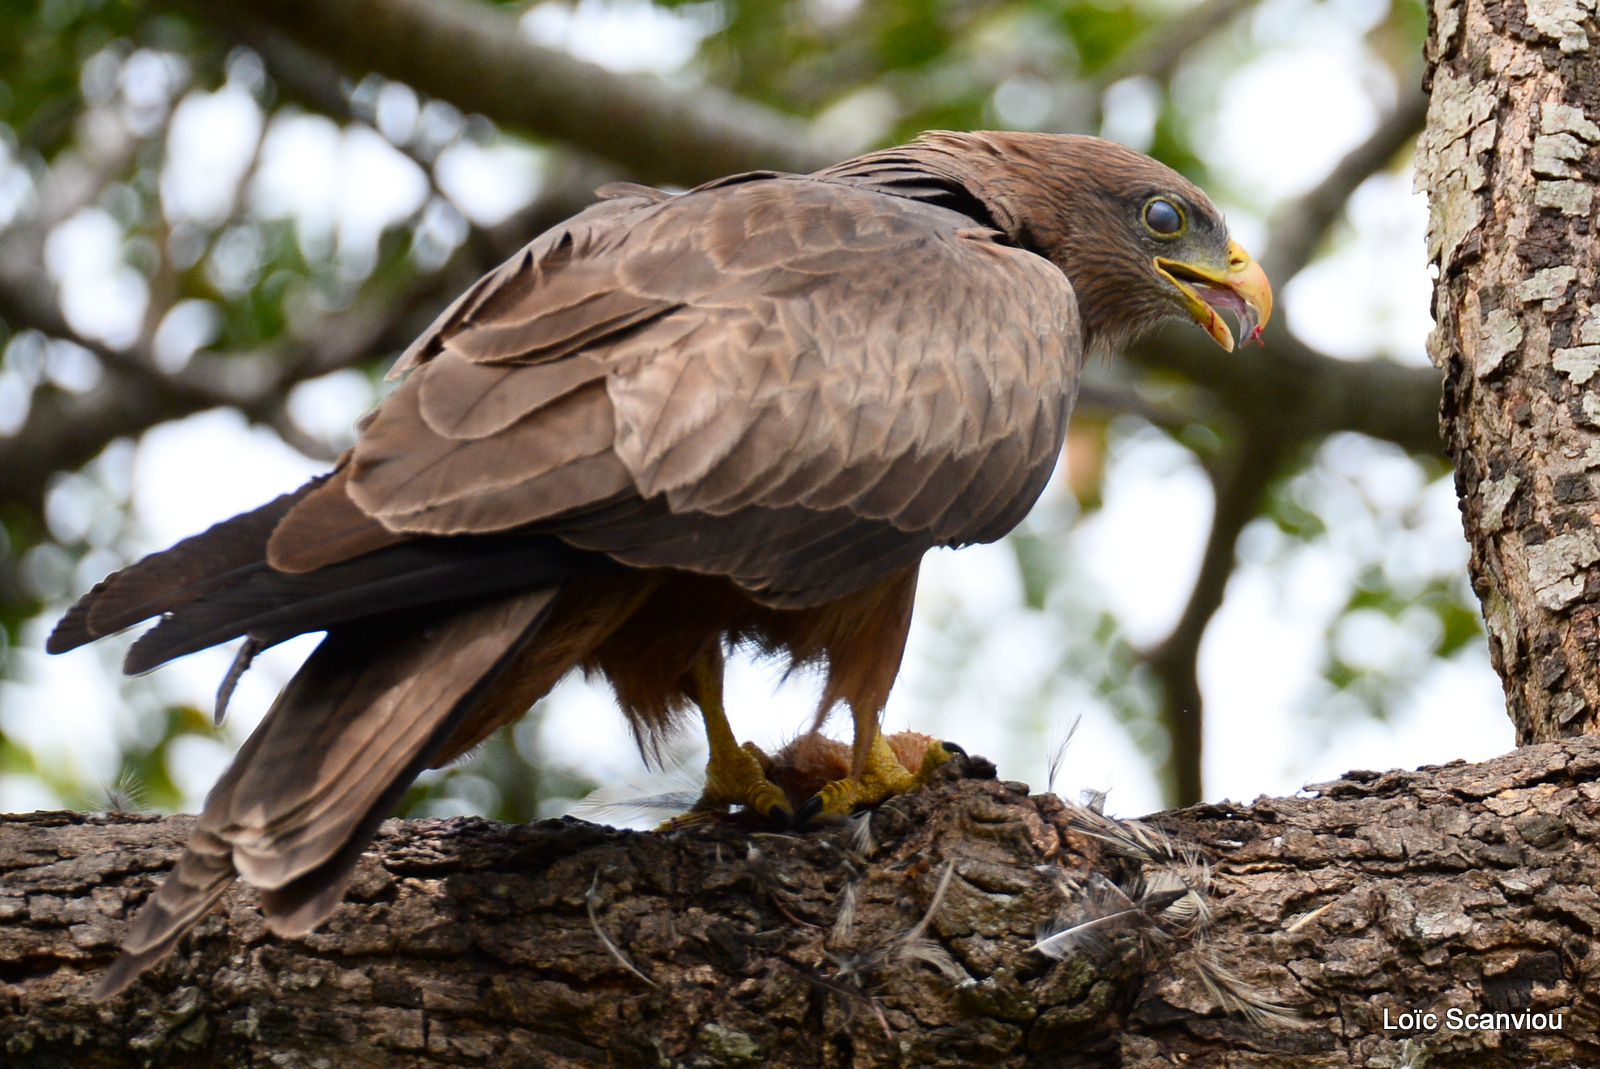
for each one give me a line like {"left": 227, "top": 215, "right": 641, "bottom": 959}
{"left": 1421, "top": 0, "right": 1600, "bottom": 740}
{"left": 5, "top": 744, "right": 1600, "bottom": 1068}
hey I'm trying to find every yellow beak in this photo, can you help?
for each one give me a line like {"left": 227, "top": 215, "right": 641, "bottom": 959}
{"left": 1154, "top": 239, "right": 1273, "bottom": 351}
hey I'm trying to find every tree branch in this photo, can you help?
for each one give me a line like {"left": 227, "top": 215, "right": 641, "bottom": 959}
{"left": 1124, "top": 325, "right": 1443, "bottom": 459}
{"left": 1092, "top": 0, "right": 1261, "bottom": 90}
{"left": 1147, "top": 428, "right": 1288, "bottom": 807}
{"left": 1262, "top": 85, "right": 1431, "bottom": 283}
{"left": 195, "top": 0, "right": 844, "bottom": 187}
{"left": 5, "top": 741, "right": 1599, "bottom": 1065}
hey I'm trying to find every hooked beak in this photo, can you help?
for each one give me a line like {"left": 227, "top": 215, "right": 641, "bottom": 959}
{"left": 1155, "top": 239, "right": 1273, "bottom": 351}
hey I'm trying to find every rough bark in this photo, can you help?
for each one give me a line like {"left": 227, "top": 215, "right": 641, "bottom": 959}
{"left": 5, "top": 742, "right": 1600, "bottom": 1068}
{"left": 1422, "top": 0, "right": 1600, "bottom": 740}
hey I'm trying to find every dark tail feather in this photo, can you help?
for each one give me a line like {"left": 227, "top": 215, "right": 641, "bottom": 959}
{"left": 48, "top": 470, "right": 610, "bottom": 676}
{"left": 48, "top": 483, "right": 320, "bottom": 655}
{"left": 93, "top": 586, "right": 558, "bottom": 1000}
{"left": 121, "top": 534, "right": 607, "bottom": 675}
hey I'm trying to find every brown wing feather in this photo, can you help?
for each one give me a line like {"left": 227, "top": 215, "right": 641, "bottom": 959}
{"left": 346, "top": 174, "right": 1081, "bottom": 604}
{"left": 556, "top": 499, "right": 934, "bottom": 607}
{"left": 416, "top": 350, "right": 607, "bottom": 439}
{"left": 389, "top": 196, "right": 674, "bottom": 378}
{"left": 350, "top": 374, "right": 623, "bottom": 532}
{"left": 602, "top": 186, "right": 1080, "bottom": 541}
{"left": 379, "top": 452, "right": 635, "bottom": 536}
{"left": 266, "top": 465, "right": 403, "bottom": 574}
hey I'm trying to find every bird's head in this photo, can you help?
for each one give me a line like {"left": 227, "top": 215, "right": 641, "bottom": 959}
{"left": 913, "top": 132, "right": 1273, "bottom": 356}
{"left": 1124, "top": 187, "right": 1271, "bottom": 353}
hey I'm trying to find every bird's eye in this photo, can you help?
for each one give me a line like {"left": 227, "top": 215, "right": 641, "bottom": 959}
{"left": 1143, "top": 198, "right": 1185, "bottom": 236}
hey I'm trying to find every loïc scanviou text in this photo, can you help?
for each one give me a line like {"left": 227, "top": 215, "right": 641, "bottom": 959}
{"left": 1382, "top": 1008, "right": 1563, "bottom": 1032}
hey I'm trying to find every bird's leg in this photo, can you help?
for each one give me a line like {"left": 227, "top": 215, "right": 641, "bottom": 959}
{"left": 800, "top": 702, "right": 956, "bottom": 821}
{"left": 678, "top": 647, "right": 792, "bottom": 824}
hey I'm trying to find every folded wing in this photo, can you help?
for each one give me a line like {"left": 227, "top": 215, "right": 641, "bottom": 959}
{"left": 334, "top": 174, "right": 1083, "bottom": 605}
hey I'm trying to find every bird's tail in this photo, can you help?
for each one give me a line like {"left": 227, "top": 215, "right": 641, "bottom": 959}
{"left": 92, "top": 586, "right": 557, "bottom": 1000}
{"left": 47, "top": 482, "right": 601, "bottom": 680}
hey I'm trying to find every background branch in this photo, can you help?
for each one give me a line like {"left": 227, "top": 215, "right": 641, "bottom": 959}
{"left": 1262, "top": 85, "right": 1430, "bottom": 283}
{"left": 187, "top": 0, "right": 843, "bottom": 186}
{"left": 1147, "top": 429, "right": 1288, "bottom": 805}
{"left": 1093, "top": 0, "right": 1262, "bottom": 90}
{"left": 1124, "top": 327, "right": 1442, "bottom": 458}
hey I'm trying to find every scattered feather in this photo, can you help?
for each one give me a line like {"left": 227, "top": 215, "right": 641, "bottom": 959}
{"left": 888, "top": 861, "right": 964, "bottom": 980}
{"left": 848, "top": 809, "right": 876, "bottom": 855}
{"left": 830, "top": 880, "right": 859, "bottom": 948}
{"left": 900, "top": 860, "right": 955, "bottom": 946}
{"left": 96, "top": 767, "right": 149, "bottom": 813}
{"left": 1189, "top": 940, "right": 1300, "bottom": 1026}
{"left": 1038, "top": 798, "right": 1296, "bottom": 1024}
{"left": 586, "top": 873, "right": 656, "bottom": 988}
{"left": 570, "top": 761, "right": 707, "bottom": 829}
{"left": 1032, "top": 871, "right": 1168, "bottom": 959}
{"left": 1045, "top": 715, "right": 1081, "bottom": 794}
{"left": 834, "top": 860, "right": 964, "bottom": 984}
{"left": 1284, "top": 901, "right": 1333, "bottom": 933}
{"left": 1396, "top": 1038, "right": 1430, "bottom": 1069}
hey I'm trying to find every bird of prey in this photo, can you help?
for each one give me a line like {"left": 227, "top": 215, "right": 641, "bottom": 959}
{"left": 49, "top": 131, "right": 1271, "bottom": 998}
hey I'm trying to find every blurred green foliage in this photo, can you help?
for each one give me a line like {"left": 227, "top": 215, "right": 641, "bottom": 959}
{"left": 0, "top": 0, "right": 1469, "bottom": 819}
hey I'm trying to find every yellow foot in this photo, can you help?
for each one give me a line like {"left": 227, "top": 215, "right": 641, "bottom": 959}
{"left": 803, "top": 731, "right": 957, "bottom": 822}
{"left": 659, "top": 742, "right": 793, "bottom": 829}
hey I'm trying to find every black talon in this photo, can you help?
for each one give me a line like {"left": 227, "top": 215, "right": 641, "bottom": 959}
{"left": 794, "top": 794, "right": 825, "bottom": 826}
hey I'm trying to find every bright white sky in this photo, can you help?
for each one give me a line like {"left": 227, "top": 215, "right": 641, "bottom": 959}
{"left": 0, "top": 0, "right": 1514, "bottom": 821}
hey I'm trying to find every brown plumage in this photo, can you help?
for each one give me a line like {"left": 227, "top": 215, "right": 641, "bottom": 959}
{"left": 48, "top": 131, "right": 1271, "bottom": 998}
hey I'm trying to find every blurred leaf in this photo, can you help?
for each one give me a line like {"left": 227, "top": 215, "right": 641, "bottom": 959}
{"left": 1058, "top": 3, "right": 1154, "bottom": 74}
{"left": 1264, "top": 480, "right": 1328, "bottom": 541}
